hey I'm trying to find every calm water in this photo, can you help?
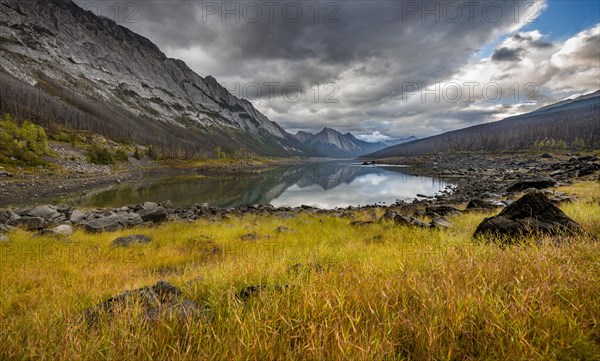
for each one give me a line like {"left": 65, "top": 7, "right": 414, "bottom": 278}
{"left": 57, "top": 161, "right": 453, "bottom": 209}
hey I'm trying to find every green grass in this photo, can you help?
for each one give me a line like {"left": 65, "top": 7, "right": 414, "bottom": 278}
{"left": 1, "top": 183, "right": 599, "bottom": 360}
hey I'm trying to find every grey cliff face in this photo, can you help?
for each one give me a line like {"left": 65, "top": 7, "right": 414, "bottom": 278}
{"left": 0, "top": 0, "right": 304, "bottom": 156}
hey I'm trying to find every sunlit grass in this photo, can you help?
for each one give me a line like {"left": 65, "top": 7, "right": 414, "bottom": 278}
{"left": 0, "top": 182, "right": 599, "bottom": 360}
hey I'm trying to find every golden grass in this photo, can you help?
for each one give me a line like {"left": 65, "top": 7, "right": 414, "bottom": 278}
{"left": 1, "top": 182, "right": 599, "bottom": 360}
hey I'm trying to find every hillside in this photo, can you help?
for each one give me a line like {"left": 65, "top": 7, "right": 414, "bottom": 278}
{"left": 0, "top": 0, "right": 308, "bottom": 158}
{"left": 364, "top": 92, "right": 600, "bottom": 159}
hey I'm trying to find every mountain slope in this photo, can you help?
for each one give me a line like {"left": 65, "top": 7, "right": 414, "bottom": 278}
{"left": 0, "top": 0, "right": 308, "bottom": 157}
{"left": 294, "top": 128, "right": 387, "bottom": 157}
{"left": 364, "top": 92, "right": 600, "bottom": 159}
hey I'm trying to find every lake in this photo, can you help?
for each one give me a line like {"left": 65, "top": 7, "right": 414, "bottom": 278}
{"left": 57, "top": 161, "right": 453, "bottom": 209}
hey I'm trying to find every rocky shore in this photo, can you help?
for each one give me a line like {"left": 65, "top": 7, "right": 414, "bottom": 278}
{"left": 1, "top": 153, "right": 598, "bottom": 240}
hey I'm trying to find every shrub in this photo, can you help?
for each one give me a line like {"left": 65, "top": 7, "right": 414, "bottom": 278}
{"left": 87, "top": 144, "right": 114, "bottom": 165}
{"left": 133, "top": 147, "right": 141, "bottom": 160}
{"left": 114, "top": 148, "right": 129, "bottom": 162}
{"left": 0, "top": 114, "right": 48, "bottom": 165}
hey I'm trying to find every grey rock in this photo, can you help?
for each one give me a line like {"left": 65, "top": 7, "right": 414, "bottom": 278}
{"left": 143, "top": 202, "right": 158, "bottom": 209}
{"left": 70, "top": 210, "right": 87, "bottom": 224}
{"left": 29, "top": 205, "right": 61, "bottom": 221}
{"left": 274, "top": 226, "right": 294, "bottom": 233}
{"left": 83, "top": 213, "right": 143, "bottom": 233}
{"left": 83, "top": 280, "right": 209, "bottom": 324}
{"left": 8, "top": 216, "right": 45, "bottom": 230}
{"left": 506, "top": 177, "right": 556, "bottom": 193}
{"left": 0, "top": 233, "right": 8, "bottom": 242}
{"left": 466, "top": 199, "right": 498, "bottom": 210}
{"left": 430, "top": 216, "right": 452, "bottom": 229}
{"left": 474, "top": 191, "right": 582, "bottom": 241}
{"left": 49, "top": 224, "right": 74, "bottom": 236}
{"left": 394, "top": 215, "right": 429, "bottom": 228}
{"left": 136, "top": 206, "right": 168, "bottom": 223}
{"left": 0, "top": 209, "right": 12, "bottom": 224}
{"left": 112, "top": 234, "right": 152, "bottom": 247}
{"left": 381, "top": 210, "right": 399, "bottom": 221}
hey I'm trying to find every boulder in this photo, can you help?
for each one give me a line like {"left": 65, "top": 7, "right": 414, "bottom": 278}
{"left": 29, "top": 205, "right": 61, "bottom": 222}
{"left": 82, "top": 280, "right": 208, "bottom": 324}
{"left": 430, "top": 216, "right": 452, "bottom": 229}
{"left": 394, "top": 215, "right": 429, "bottom": 228}
{"left": 0, "top": 209, "right": 12, "bottom": 224}
{"left": 506, "top": 177, "right": 556, "bottom": 193}
{"left": 474, "top": 191, "right": 582, "bottom": 240}
{"left": 8, "top": 216, "right": 45, "bottom": 230}
{"left": 143, "top": 201, "right": 158, "bottom": 209}
{"left": 49, "top": 224, "right": 74, "bottom": 236}
{"left": 112, "top": 234, "right": 152, "bottom": 247}
{"left": 0, "top": 233, "right": 8, "bottom": 242}
{"left": 83, "top": 213, "right": 142, "bottom": 233}
{"left": 274, "top": 226, "right": 294, "bottom": 234}
{"left": 380, "top": 210, "right": 399, "bottom": 221}
{"left": 70, "top": 210, "right": 87, "bottom": 224}
{"left": 578, "top": 164, "right": 598, "bottom": 177}
{"left": 466, "top": 199, "right": 499, "bottom": 210}
{"left": 136, "top": 206, "right": 168, "bottom": 223}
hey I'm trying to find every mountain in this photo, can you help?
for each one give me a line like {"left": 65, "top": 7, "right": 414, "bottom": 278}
{"left": 363, "top": 91, "right": 600, "bottom": 159}
{"left": 293, "top": 128, "right": 387, "bottom": 157}
{"left": 0, "top": 0, "right": 308, "bottom": 157}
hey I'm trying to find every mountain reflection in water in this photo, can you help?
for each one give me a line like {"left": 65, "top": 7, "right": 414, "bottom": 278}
{"left": 58, "top": 161, "right": 452, "bottom": 209}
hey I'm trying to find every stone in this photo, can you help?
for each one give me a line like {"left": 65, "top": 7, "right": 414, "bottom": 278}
{"left": 236, "top": 284, "right": 291, "bottom": 302}
{"left": 0, "top": 209, "right": 12, "bottom": 224}
{"left": 49, "top": 224, "right": 74, "bottom": 236}
{"left": 0, "top": 233, "right": 8, "bottom": 242}
{"left": 274, "top": 226, "right": 293, "bottom": 233}
{"left": 394, "top": 215, "right": 429, "bottom": 228}
{"left": 143, "top": 201, "right": 158, "bottom": 209}
{"left": 506, "top": 177, "right": 556, "bottom": 193}
{"left": 241, "top": 232, "right": 259, "bottom": 241}
{"left": 380, "top": 210, "right": 399, "bottom": 221}
{"left": 136, "top": 206, "right": 168, "bottom": 223}
{"left": 82, "top": 280, "right": 208, "bottom": 324}
{"left": 578, "top": 164, "right": 598, "bottom": 177}
{"left": 8, "top": 216, "right": 45, "bottom": 231}
{"left": 466, "top": 199, "right": 499, "bottom": 210}
{"left": 430, "top": 216, "right": 452, "bottom": 229}
{"left": 70, "top": 210, "right": 87, "bottom": 224}
{"left": 29, "top": 205, "right": 61, "bottom": 221}
{"left": 112, "top": 234, "right": 152, "bottom": 247}
{"left": 474, "top": 191, "right": 582, "bottom": 240}
{"left": 83, "top": 213, "right": 143, "bottom": 233}
{"left": 350, "top": 221, "right": 374, "bottom": 227}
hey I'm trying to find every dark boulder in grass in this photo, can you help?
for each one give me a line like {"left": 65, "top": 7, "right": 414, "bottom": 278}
{"left": 506, "top": 177, "right": 556, "bottom": 193}
{"left": 82, "top": 280, "right": 209, "bottom": 324}
{"left": 112, "top": 234, "right": 151, "bottom": 247}
{"left": 474, "top": 191, "right": 582, "bottom": 240}
{"left": 466, "top": 199, "right": 499, "bottom": 210}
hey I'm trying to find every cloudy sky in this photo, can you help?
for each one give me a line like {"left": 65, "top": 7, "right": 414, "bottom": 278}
{"left": 76, "top": 0, "right": 600, "bottom": 141}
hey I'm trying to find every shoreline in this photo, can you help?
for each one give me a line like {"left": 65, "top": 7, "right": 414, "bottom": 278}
{"left": 1, "top": 152, "right": 598, "bottom": 233}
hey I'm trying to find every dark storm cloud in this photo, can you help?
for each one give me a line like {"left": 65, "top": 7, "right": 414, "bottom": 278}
{"left": 492, "top": 47, "right": 524, "bottom": 62}
{"left": 511, "top": 32, "right": 553, "bottom": 48}
{"left": 73, "top": 0, "right": 560, "bottom": 137}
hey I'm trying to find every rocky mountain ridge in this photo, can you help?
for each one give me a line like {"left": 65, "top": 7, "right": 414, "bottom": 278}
{"left": 0, "top": 0, "right": 308, "bottom": 157}
{"left": 293, "top": 127, "right": 388, "bottom": 157}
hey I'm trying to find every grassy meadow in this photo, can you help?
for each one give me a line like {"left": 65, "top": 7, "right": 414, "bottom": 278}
{"left": 0, "top": 182, "right": 599, "bottom": 360}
